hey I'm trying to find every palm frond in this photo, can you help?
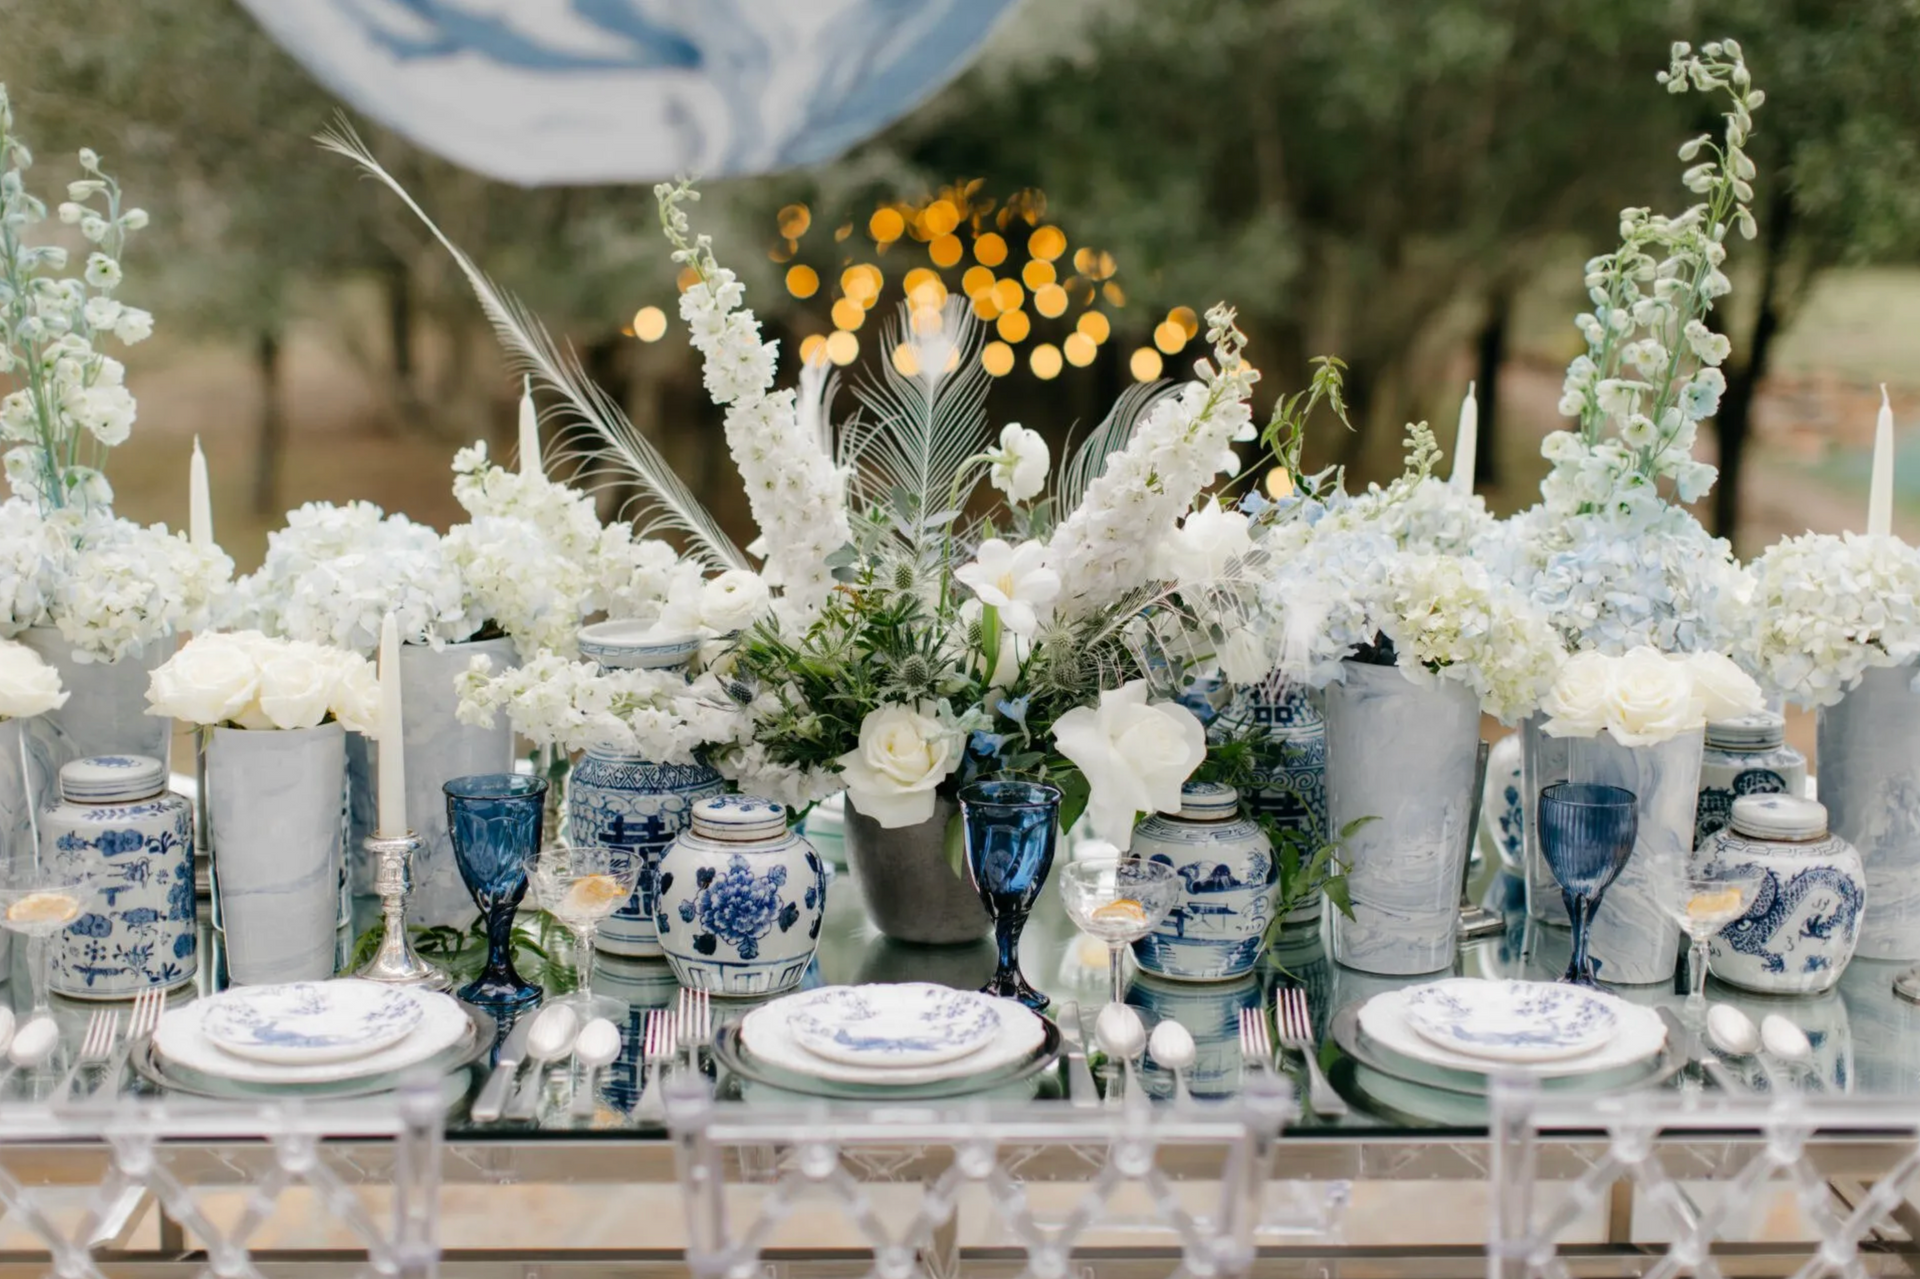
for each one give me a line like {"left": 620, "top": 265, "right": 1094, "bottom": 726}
{"left": 1056, "top": 381, "right": 1173, "bottom": 515}
{"left": 315, "top": 119, "right": 745, "bottom": 570}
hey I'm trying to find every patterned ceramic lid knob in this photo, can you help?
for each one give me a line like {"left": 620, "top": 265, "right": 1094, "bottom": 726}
{"left": 690, "top": 795, "right": 789, "bottom": 843}
{"left": 59, "top": 755, "right": 167, "bottom": 805}
{"left": 1175, "top": 781, "right": 1239, "bottom": 823}
{"left": 1706, "top": 712, "right": 1787, "bottom": 751}
{"left": 1730, "top": 794, "right": 1827, "bottom": 842}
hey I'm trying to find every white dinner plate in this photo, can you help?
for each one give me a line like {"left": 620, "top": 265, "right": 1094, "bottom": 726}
{"left": 1357, "top": 985, "right": 1664, "bottom": 1079}
{"left": 156, "top": 989, "right": 469, "bottom": 1085}
{"left": 1402, "top": 979, "right": 1620, "bottom": 1064}
{"left": 199, "top": 980, "right": 425, "bottom": 1064}
{"left": 787, "top": 984, "right": 1002, "bottom": 1068}
{"left": 742, "top": 988, "right": 1046, "bottom": 1086}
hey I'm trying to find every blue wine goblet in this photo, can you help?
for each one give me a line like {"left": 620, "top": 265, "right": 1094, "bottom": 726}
{"left": 1536, "top": 781, "right": 1638, "bottom": 988}
{"left": 960, "top": 780, "right": 1061, "bottom": 1010}
{"left": 446, "top": 773, "right": 548, "bottom": 1014}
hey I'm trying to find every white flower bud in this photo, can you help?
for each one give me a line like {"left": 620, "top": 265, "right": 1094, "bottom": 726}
{"left": 56, "top": 201, "right": 82, "bottom": 224}
{"left": 119, "top": 207, "right": 148, "bottom": 230}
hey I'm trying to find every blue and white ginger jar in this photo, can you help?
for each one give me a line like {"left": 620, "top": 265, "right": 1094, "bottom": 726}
{"left": 1702, "top": 794, "right": 1865, "bottom": 995}
{"left": 566, "top": 621, "right": 726, "bottom": 958}
{"left": 1217, "top": 673, "right": 1325, "bottom": 931}
{"left": 44, "top": 755, "right": 197, "bottom": 999}
{"left": 1694, "top": 713, "right": 1807, "bottom": 848}
{"left": 1130, "top": 782, "right": 1275, "bottom": 982}
{"left": 656, "top": 795, "right": 827, "bottom": 996}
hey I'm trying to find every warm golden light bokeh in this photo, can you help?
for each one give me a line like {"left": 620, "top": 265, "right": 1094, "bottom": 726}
{"left": 1063, "top": 331, "right": 1097, "bottom": 366}
{"left": 1034, "top": 283, "right": 1068, "bottom": 318}
{"left": 832, "top": 297, "right": 865, "bottom": 330}
{"left": 980, "top": 341, "right": 1015, "bottom": 376}
{"left": 996, "top": 309, "right": 1032, "bottom": 342}
{"left": 786, "top": 264, "right": 820, "bottom": 299}
{"left": 825, "top": 330, "right": 859, "bottom": 366}
{"left": 799, "top": 333, "right": 828, "bottom": 364}
{"left": 1021, "top": 259, "right": 1056, "bottom": 290}
{"left": 632, "top": 306, "right": 668, "bottom": 342}
{"left": 974, "top": 232, "right": 1008, "bottom": 267}
{"left": 777, "top": 203, "right": 811, "bottom": 238}
{"left": 869, "top": 207, "right": 905, "bottom": 242}
{"left": 1169, "top": 305, "right": 1200, "bottom": 340}
{"left": 991, "top": 278, "right": 1024, "bottom": 312}
{"left": 1076, "top": 311, "right": 1111, "bottom": 343}
{"left": 1129, "top": 347, "right": 1164, "bottom": 381}
{"left": 1030, "top": 342, "right": 1063, "bottom": 379}
{"left": 929, "top": 233, "right": 964, "bottom": 268}
{"left": 961, "top": 265, "right": 995, "bottom": 298}
{"left": 1029, "top": 225, "right": 1066, "bottom": 261}
{"left": 1153, "top": 319, "right": 1188, "bottom": 354}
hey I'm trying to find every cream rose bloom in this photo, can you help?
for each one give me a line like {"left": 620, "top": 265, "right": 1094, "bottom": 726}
{"left": 836, "top": 700, "right": 962, "bottom": 828}
{"left": 1053, "top": 680, "right": 1206, "bottom": 848}
{"left": 1604, "top": 645, "right": 1701, "bottom": 746}
{"left": 0, "top": 641, "right": 66, "bottom": 720}
{"left": 325, "top": 650, "right": 382, "bottom": 734}
{"left": 257, "top": 649, "right": 335, "bottom": 730}
{"left": 698, "top": 569, "right": 771, "bottom": 634}
{"left": 1540, "top": 650, "right": 1615, "bottom": 738}
{"left": 1679, "top": 650, "right": 1764, "bottom": 723}
{"left": 146, "top": 632, "right": 263, "bottom": 727}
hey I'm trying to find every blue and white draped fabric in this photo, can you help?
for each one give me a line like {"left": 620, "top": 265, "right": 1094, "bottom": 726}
{"left": 238, "top": 0, "right": 1019, "bottom": 185}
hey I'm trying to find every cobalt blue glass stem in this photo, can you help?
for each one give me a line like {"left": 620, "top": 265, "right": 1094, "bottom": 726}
{"left": 1537, "top": 781, "right": 1637, "bottom": 988}
{"left": 960, "top": 780, "right": 1061, "bottom": 1010}
{"left": 446, "top": 773, "right": 548, "bottom": 1014}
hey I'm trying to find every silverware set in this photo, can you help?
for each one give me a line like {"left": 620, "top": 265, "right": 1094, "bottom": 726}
{"left": 2, "top": 985, "right": 162, "bottom": 1106}
{"left": 471, "top": 988, "right": 715, "bottom": 1126}
{"left": 1237, "top": 988, "right": 1346, "bottom": 1116}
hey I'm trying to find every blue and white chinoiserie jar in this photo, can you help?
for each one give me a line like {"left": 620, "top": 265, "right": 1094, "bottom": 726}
{"left": 1693, "top": 713, "right": 1807, "bottom": 848}
{"left": 567, "top": 621, "right": 726, "bottom": 958}
{"left": 1703, "top": 794, "right": 1866, "bottom": 996}
{"left": 42, "top": 755, "right": 197, "bottom": 999}
{"left": 656, "top": 795, "right": 827, "bottom": 997}
{"left": 1131, "top": 782, "right": 1276, "bottom": 982}
{"left": 1217, "top": 672, "right": 1327, "bottom": 932}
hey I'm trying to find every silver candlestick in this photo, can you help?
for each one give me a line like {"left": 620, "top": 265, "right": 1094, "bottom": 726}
{"left": 356, "top": 831, "right": 452, "bottom": 990}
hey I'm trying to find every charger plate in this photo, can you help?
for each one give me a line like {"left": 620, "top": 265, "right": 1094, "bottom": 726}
{"left": 713, "top": 1019, "right": 1061, "bottom": 1101}
{"left": 1402, "top": 978, "right": 1620, "bottom": 1064}
{"left": 1356, "top": 986, "right": 1666, "bottom": 1080}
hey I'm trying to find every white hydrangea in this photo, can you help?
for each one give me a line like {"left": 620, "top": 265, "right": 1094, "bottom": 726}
{"left": 1735, "top": 531, "right": 1920, "bottom": 707}
{"left": 50, "top": 510, "right": 231, "bottom": 663}
{"left": 455, "top": 651, "right": 750, "bottom": 764}
{"left": 0, "top": 496, "right": 61, "bottom": 632}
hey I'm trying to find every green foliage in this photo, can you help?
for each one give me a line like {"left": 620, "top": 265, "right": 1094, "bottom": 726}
{"left": 1262, "top": 814, "right": 1374, "bottom": 952}
{"left": 346, "top": 910, "right": 568, "bottom": 987}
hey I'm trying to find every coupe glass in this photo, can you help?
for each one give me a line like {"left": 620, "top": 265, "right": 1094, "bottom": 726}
{"left": 445, "top": 773, "right": 548, "bottom": 1015}
{"left": 1536, "top": 782, "right": 1638, "bottom": 988}
{"left": 1666, "top": 866, "right": 1761, "bottom": 1021}
{"left": 525, "top": 843, "right": 639, "bottom": 1020}
{"left": 0, "top": 866, "right": 87, "bottom": 1017}
{"left": 1060, "top": 856, "right": 1179, "bottom": 1006}
{"left": 960, "top": 780, "right": 1062, "bottom": 1009}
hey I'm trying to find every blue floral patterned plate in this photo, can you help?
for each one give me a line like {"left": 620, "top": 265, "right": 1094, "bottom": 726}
{"left": 1401, "top": 979, "right": 1621, "bottom": 1064}
{"left": 786, "top": 983, "right": 1003, "bottom": 1068}
{"left": 199, "top": 980, "right": 424, "bottom": 1065}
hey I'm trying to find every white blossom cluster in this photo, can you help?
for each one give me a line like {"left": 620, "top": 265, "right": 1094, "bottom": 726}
{"left": 1047, "top": 305, "right": 1259, "bottom": 616}
{"left": 0, "top": 496, "right": 229, "bottom": 663}
{"left": 0, "top": 87, "right": 153, "bottom": 511}
{"left": 455, "top": 651, "right": 750, "bottom": 765}
{"left": 656, "top": 180, "right": 851, "bottom": 623}
{"left": 1734, "top": 532, "right": 1920, "bottom": 708}
{"left": 710, "top": 740, "right": 844, "bottom": 813}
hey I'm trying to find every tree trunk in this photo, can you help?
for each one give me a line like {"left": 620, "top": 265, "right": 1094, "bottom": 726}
{"left": 252, "top": 329, "right": 285, "bottom": 516}
{"left": 1712, "top": 187, "right": 1794, "bottom": 547}
{"left": 1474, "top": 288, "right": 1511, "bottom": 488}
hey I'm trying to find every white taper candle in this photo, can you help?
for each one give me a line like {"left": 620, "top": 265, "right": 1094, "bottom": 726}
{"left": 517, "top": 376, "right": 540, "bottom": 478}
{"left": 188, "top": 436, "right": 213, "bottom": 549}
{"left": 1869, "top": 384, "right": 1895, "bottom": 537}
{"left": 376, "top": 611, "right": 408, "bottom": 838}
{"left": 1450, "top": 381, "right": 1478, "bottom": 493}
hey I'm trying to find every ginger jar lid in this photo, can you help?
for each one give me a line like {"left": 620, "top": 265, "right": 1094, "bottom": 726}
{"left": 60, "top": 755, "right": 167, "bottom": 805}
{"left": 1706, "top": 712, "right": 1786, "bottom": 752}
{"left": 576, "top": 620, "right": 702, "bottom": 671}
{"left": 690, "top": 794, "right": 789, "bottom": 843}
{"left": 1177, "top": 781, "right": 1240, "bottom": 822}
{"left": 1730, "top": 794, "right": 1826, "bottom": 842}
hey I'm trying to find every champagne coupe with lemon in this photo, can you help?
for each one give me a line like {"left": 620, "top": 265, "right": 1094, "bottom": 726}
{"left": 1, "top": 867, "right": 87, "bottom": 1017}
{"left": 1668, "top": 866, "right": 1761, "bottom": 1021}
{"left": 526, "top": 845, "right": 640, "bottom": 1018}
{"left": 1060, "top": 856, "right": 1180, "bottom": 1006}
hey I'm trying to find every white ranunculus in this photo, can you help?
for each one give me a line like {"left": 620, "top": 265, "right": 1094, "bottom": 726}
{"left": 697, "top": 569, "right": 771, "bottom": 634}
{"left": 1160, "top": 499, "right": 1253, "bottom": 592}
{"left": 256, "top": 651, "right": 334, "bottom": 730}
{"left": 146, "top": 633, "right": 263, "bottom": 727}
{"left": 1604, "top": 645, "right": 1700, "bottom": 746}
{"left": 1540, "top": 649, "right": 1614, "bottom": 738}
{"left": 836, "top": 701, "right": 962, "bottom": 828}
{"left": 1680, "top": 650, "right": 1764, "bottom": 723}
{"left": 1052, "top": 680, "right": 1206, "bottom": 848}
{"left": 0, "top": 640, "right": 66, "bottom": 720}
{"left": 985, "top": 423, "right": 1049, "bottom": 503}
{"left": 954, "top": 538, "right": 1060, "bottom": 637}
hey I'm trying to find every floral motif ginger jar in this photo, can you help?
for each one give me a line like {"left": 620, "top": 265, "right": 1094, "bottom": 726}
{"left": 43, "top": 755, "right": 197, "bottom": 999}
{"left": 1693, "top": 712, "right": 1806, "bottom": 848}
{"left": 656, "top": 795, "right": 827, "bottom": 997}
{"left": 1702, "top": 794, "right": 1865, "bottom": 995}
{"left": 1131, "top": 782, "right": 1275, "bottom": 982}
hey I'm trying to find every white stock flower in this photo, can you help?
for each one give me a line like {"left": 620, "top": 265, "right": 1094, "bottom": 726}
{"left": 1052, "top": 680, "right": 1206, "bottom": 848}
{"left": 985, "top": 423, "right": 1048, "bottom": 503}
{"left": 455, "top": 651, "right": 747, "bottom": 763}
{"left": 698, "top": 569, "right": 771, "bottom": 634}
{"left": 1159, "top": 499, "right": 1253, "bottom": 592}
{"left": 953, "top": 538, "right": 1060, "bottom": 637}
{"left": 835, "top": 700, "right": 962, "bottom": 828}
{"left": 0, "top": 639, "right": 65, "bottom": 719}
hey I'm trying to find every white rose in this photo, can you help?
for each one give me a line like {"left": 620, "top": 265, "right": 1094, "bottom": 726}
{"left": 1604, "top": 645, "right": 1700, "bottom": 746}
{"left": 146, "top": 633, "right": 261, "bottom": 727}
{"left": 1053, "top": 680, "right": 1206, "bottom": 848}
{"left": 1160, "top": 499, "right": 1253, "bottom": 591}
{"left": 985, "top": 423, "right": 1049, "bottom": 503}
{"left": 257, "top": 650, "right": 334, "bottom": 730}
{"left": 1540, "top": 650, "right": 1614, "bottom": 738}
{"left": 836, "top": 701, "right": 962, "bottom": 828}
{"left": 697, "top": 569, "right": 771, "bottom": 634}
{"left": 1680, "top": 650, "right": 1764, "bottom": 723}
{"left": 0, "top": 640, "right": 66, "bottom": 719}
{"left": 323, "top": 650, "right": 381, "bottom": 734}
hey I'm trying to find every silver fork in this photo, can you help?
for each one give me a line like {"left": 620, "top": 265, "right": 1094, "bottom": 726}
{"left": 56, "top": 1010, "right": 119, "bottom": 1104}
{"left": 1237, "top": 1007, "right": 1275, "bottom": 1078}
{"left": 1276, "top": 986, "right": 1347, "bottom": 1116}
{"left": 95, "top": 988, "right": 164, "bottom": 1104}
{"left": 677, "top": 987, "right": 711, "bottom": 1073}
{"left": 634, "top": 1009, "right": 676, "bottom": 1126}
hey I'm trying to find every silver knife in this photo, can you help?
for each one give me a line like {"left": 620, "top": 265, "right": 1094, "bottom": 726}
{"left": 470, "top": 1014, "right": 536, "bottom": 1122}
{"left": 1058, "top": 1001, "right": 1099, "bottom": 1108}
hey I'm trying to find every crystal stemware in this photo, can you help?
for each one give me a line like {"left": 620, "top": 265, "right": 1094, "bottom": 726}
{"left": 960, "top": 780, "right": 1062, "bottom": 1009}
{"left": 0, "top": 866, "right": 87, "bottom": 1018}
{"left": 1666, "top": 865, "right": 1761, "bottom": 1021}
{"left": 1060, "top": 856, "right": 1179, "bottom": 1006}
{"left": 445, "top": 773, "right": 548, "bottom": 1015}
{"left": 1536, "top": 782, "right": 1638, "bottom": 988}
{"left": 525, "top": 843, "right": 639, "bottom": 1021}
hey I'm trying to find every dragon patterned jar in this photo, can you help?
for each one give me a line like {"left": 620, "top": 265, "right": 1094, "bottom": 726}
{"left": 42, "top": 755, "right": 197, "bottom": 999}
{"left": 655, "top": 795, "right": 827, "bottom": 997}
{"left": 1700, "top": 793, "right": 1865, "bottom": 995}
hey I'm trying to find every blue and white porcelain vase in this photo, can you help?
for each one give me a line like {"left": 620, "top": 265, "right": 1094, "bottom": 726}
{"left": 1219, "top": 672, "right": 1327, "bottom": 931}
{"left": 1817, "top": 662, "right": 1920, "bottom": 960}
{"left": 1130, "top": 782, "right": 1275, "bottom": 982}
{"left": 656, "top": 795, "right": 827, "bottom": 996}
{"left": 1694, "top": 712, "right": 1806, "bottom": 848}
{"left": 1701, "top": 794, "right": 1866, "bottom": 995}
{"left": 567, "top": 621, "right": 726, "bottom": 958}
{"left": 43, "top": 755, "right": 196, "bottom": 999}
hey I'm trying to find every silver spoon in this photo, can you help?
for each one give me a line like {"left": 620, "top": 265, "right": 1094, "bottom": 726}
{"left": 1148, "top": 1019, "right": 1195, "bottom": 1104}
{"left": 1094, "top": 1003, "right": 1146, "bottom": 1107}
{"left": 1760, "top": 1013, "right": 1819, "bottom": 1092}
{"left": 570, "top": 1019, "right": 622, "bottom": 1119}
{"left": 509, "top": 1004, "right": 579, "bottom": 1120}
